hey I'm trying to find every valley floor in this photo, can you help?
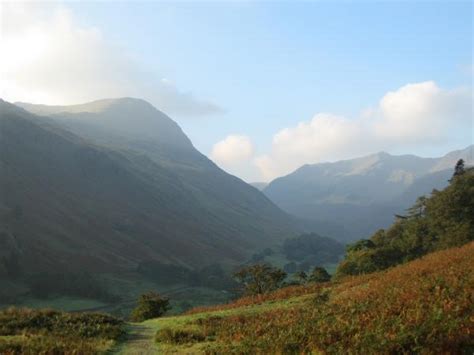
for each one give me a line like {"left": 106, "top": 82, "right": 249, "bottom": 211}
{"left": 113, "top": 242, "right": 474, "bottom": 354}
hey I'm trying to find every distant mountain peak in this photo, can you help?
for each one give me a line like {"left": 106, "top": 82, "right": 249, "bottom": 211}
{"left": 263, "top": 145, "right": 473, "bottom": 242}
{"left": 430, "top": 145, "right": 474, "bottom": 173}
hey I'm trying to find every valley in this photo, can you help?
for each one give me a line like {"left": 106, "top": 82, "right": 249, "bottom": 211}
{"left": 1, "top": 2, "right": 472, "bottom": 352}
{"left": 1, "top": 153, "right": 472, "bottom": 353}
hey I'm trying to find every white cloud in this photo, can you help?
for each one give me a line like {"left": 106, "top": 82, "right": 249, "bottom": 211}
{"left": 211, "top": 81, "right": 472, "bottom": 182}
{"left": 254, "top": 81, "right": 472, "bottom": 181}
{"left": 374, "top": 81, "right": 471, "bottom": 142}
{"left": 210, "top": 135, "right": 257, "bottom": 179}
{"left": 0, "top": 2, "right": 223, "bottom": 116}
{"left": 252, "top": 114, "right": 362, "bottom": 181}
{"left": 211, "top": 135, "right": 254, "bottom": 164}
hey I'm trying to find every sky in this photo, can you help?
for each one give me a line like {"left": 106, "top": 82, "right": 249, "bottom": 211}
{"left": 1, "top": 1, "right": 472, "bottom": 182}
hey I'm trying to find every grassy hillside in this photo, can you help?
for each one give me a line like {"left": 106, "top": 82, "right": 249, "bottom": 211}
{"left": 123, "top": 242, "right": 474, "bottom": 354}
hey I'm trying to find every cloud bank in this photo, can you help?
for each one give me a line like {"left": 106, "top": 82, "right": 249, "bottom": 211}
{"left": 0, "top": 2, "right": 223, "bottom": 116}
{"left": 211, "top": 81, "right": 472, "bottom": 182}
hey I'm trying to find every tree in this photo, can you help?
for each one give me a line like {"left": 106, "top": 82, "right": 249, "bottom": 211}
{"left": 294, "top": 271, "right": 308, "bottom": 284}
{"left": 130, "top": 292, "right": 171, "bottom": 322}
{"left": 346, "top": 239, "right": 375, "bottom": 253}
{"left": 451, "top": 159, "right": 465, "bottom": 181}
{"left": 407, "top": 196, "right": 427, "bottom": 218}
{"left": 336, "top": 166, "right": 474, "bottom": 278}
{"left": 308, "top": 267, "right": 331, "bottom": 283}
{"left": 233, "top": 264, "right": 287, "bottom": 296}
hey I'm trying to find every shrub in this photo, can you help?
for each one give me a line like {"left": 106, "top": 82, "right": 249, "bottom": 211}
{"left": 130, "top": 292, "right": 171, "bottom": 322}
{"left": 308, "top": 267, "right": 331, "bottom": 283}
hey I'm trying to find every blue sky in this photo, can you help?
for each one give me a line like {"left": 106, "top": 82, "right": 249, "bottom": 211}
{"left": 3, "top": 1, "right": 473, "bottom": 181}
{"left": 68, "top": 1, "right": 472, "bottom": 148}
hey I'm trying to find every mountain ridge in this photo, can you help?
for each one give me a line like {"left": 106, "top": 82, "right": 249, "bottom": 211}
{"left": 263, "top": 145, "right": 473, "bottom": 241}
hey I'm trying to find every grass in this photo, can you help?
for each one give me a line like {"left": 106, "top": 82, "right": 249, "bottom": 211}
{"left": 0, "top": 307, "right": 125, "bottom": 354}
{"left": 140, "top": 294, "right": 312, "bottom": 354}
{"left": 112, "top": 292, "right": 312, "bottom": 353}
{"left": 141, "top": 242, "right": 474, "bottom": 354}
{"left": 5, "top": 243, "right": 471, "bottom": 353}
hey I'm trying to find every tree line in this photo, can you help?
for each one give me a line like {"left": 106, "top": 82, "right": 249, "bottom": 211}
{"left": 336, "top": 159, "right": 473, "bottom": 276}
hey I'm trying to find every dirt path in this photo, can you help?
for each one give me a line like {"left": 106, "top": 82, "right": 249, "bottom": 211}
{"left": 113, "top": 323, "right": 158, "bottom": 354}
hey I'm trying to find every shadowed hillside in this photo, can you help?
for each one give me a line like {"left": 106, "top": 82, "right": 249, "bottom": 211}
{"left": 0, "top": 99, "right": 299, "bottom": 280}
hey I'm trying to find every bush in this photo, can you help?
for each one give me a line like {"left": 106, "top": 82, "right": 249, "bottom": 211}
{"left": 308, "top": 267, "right": 331, "bottom": 283}
{"left": 130, "top": 292, "right": 171, "bottom": 322}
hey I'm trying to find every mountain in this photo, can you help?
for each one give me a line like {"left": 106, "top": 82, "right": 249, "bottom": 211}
{"left": 1, "top": 99, "right": 299, "bottom": 277}
{"left": 250, "top": 182, "right": 268, "bottom": 191}
{"left": 16, "top": 99, "right": 192, "bottom": 149}
{"left": 263, "top": 146, "right": 473, "bottom": 242}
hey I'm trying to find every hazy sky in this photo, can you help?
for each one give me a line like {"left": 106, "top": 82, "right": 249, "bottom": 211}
{"left": 1, "top": 1, "right": 472, "bottom": 182}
